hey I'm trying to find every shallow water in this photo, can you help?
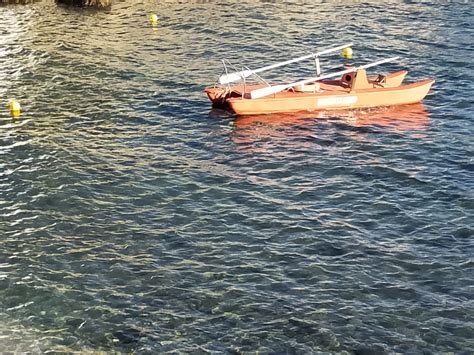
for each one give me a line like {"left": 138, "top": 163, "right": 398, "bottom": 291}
{"left": 1, "top": 1, "right": 473, "bottom": 352}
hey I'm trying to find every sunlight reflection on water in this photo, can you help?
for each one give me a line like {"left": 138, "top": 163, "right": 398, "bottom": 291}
{"left": 1, "top": 0, "right": 473, "bottom": 352}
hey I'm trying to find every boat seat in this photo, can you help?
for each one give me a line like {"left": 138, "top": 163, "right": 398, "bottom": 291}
{"left": 349, "top": 69, "right": 372, "bottom": 92}
{"left": 368, "top": 71, "right": 408, "bottom": 88}
{"left": 368, "top": 74, "right": 386, "bottom": 87}
{"left": 340, "top": 73, "right": 354, "bottom": 88}
{"left": 374, "top": 74, "right": 386, "bottom": 83}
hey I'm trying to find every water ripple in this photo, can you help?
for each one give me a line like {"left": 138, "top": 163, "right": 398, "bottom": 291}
{"left": 1, "top": 0, "right": 473, "bottom": 352}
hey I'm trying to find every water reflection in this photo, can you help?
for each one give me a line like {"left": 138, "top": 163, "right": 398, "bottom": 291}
{"left": 210, "top": 104, "right": 430, "bottom": 158}
{"left": 211, "top": 104, "right": 430, "bottom": 148}
{"left": 231, "top": 103, "right": 430, "bottom": 132}
{"left": 1, "top": 0, "right": 472, "bottom": 352}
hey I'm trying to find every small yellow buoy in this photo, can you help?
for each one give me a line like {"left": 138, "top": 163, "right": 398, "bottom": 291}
{"left": 9, "top": 100, "right": 21, "bottom": 118}
{"left": 150, "top": 13, "right": 158, "bottom": 26}
{"left": 343, "top": 47, "right": 353, "bottom": 59}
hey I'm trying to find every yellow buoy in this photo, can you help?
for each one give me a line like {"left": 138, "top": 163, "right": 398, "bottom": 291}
{"left": 9, "top": 100, "right": 21, "bottom": 118}
{"left": 150, "top": 13, "right": 158, "bottom": 26}
{"left": 343, "top": 47, "right": 353, "bottom": 59}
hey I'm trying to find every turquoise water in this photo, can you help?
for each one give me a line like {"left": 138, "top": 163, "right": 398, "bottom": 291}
{"left": 1, "top": 1, "right": 473, "bottom": 352}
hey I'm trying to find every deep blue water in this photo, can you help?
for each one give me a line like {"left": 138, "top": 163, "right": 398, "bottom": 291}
{"left": 1, "top": 0, "right": 473, "bottom": 352}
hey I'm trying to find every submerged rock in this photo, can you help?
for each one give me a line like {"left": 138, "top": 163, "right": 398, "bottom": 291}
{"left": 56, "top": 0, "right": 111, "bottom": 7}
{"left": 1, "top": 0, "right": 111, "bottom": 7}
{"left": 0, "top": 0, "right": 41, "bottom": 4}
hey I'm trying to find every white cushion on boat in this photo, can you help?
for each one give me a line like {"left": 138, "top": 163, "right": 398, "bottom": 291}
{"left": 294, "top": 82, "right": 321, "bottom": 93}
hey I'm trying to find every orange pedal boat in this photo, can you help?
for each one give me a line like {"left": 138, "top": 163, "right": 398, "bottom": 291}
{"left": 205, "top": 43, "right": 434, "bottom": 115}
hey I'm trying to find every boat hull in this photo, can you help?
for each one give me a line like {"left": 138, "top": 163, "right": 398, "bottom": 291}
{"left": 226, "top": 79, "right": 434, "bottom": 115}
{"left": 205, "top": 70, "right": 409, "bottom": 107}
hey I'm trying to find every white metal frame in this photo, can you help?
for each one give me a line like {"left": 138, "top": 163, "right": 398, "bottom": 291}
{"left": 218, "top": 42, "right": 353, "bottom": 85}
